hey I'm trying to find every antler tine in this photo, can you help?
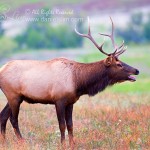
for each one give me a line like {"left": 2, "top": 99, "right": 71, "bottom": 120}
{"left": 75, "top": 17, "right": 109, "bottom": 56}
{"left": 74, "top": 17, "right": 92, "bottom": 39}
{"left": 115, "top": 45, "right": 127, "bottom": 57}
{"left": 99, "top": 17, "right": 116, "bottom": 49}
{"left": 117, "top": 40, "right": 124, "bottom": 50}
{"left": 87, "top": 17, "right": 91, "bottom": 35}
{"left": 110, "top": 17, "right": 115, "bottom": 48}
{"left": 115, "top": 49, "right": 126, "bottom": 57}
{"left": 113, "top": 40, "right": 124, "bottom": 55}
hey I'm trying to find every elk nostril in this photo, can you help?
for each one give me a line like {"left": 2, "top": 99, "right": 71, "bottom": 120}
{"left": 135, "top": 69, "right": 139, "bottom": 75}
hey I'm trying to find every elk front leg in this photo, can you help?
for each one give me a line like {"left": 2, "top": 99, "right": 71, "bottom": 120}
{"left": 9, "top": 112, "right": 22, "bottom": 139}
{"left": 65, "top": 104, "right": 75, "bottom": 146}
{"left": 55, "top": 102, "right": 66, "bottom": 145}
{"left": 0, "top": 103, "right": 11, "bottom": 139}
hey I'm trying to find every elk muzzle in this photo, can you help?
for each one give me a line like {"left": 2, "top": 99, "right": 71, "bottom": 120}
{"left": 128, "top": 69, "right": 139, "bottom": 82}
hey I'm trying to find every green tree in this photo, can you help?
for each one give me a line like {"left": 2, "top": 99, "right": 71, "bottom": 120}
{"left": 0, "top": 37, "right": 18, "bottom": 58}
{"left": 15, "top": 13, "right": 83, "bottom": 49}
{"left": 131, "top": 12, "right": 143, "bottom": 26}
{"left": 143, "top": 13, "right": 150, "bottom": 41}
{"left": 116, "top": 12, "right": 145, "bottom": 43}
{"left": 0, "top": 15, "right": 4, "bottom": 37}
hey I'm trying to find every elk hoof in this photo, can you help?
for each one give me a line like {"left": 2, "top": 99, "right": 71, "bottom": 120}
{"left": 69, "top": 139, "right": 75, "bottom": 149}
{"left": 17, "top": 137, "right": 26, "bottom": 144}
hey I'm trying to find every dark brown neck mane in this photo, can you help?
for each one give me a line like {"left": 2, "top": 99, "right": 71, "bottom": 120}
{"left": 74, "top": 61, "right": 115, "bottom": 97}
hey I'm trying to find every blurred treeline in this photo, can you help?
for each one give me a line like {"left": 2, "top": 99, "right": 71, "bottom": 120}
{"left": 15, "top": 17, "right": 83, "bottom": 50}
{"left": 0, "top": 12, "right": 83, "bottom": 58}
{"left": 0, "top": 12, "right": 150, "bottom": 58}
{"left": 116, "top": 12, "right": 150, "bottom": 43}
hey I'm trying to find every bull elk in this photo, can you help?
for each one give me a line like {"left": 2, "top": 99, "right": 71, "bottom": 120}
{"left": 0, "top": 17, "right": 139, "bottom": 146}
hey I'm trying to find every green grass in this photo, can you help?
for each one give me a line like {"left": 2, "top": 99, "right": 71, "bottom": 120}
{"left": 110, "top": 79, "right": 150, "bottom": 93}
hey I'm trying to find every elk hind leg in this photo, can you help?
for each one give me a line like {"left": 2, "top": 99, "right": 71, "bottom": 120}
{"left": 0, "top": 103, "right": 11, "bottom": 139}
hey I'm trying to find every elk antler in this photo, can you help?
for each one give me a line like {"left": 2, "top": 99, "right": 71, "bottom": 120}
{"left": 75, "top": 17, "right": 126, "bottom": 57}
{"left": 75, "top": 17, "right": 109, "bottom": 56}
{"left": 99, "top": 17, "right": 126, "bottom": 56}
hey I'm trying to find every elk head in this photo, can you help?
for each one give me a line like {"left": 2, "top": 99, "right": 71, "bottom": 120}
{"left": 75, "top": 17, "right": 139, "bottom": 83}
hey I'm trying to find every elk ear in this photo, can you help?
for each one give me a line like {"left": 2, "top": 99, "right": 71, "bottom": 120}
{"left": 104, "top": 57, "right": 113, "bottom": 66}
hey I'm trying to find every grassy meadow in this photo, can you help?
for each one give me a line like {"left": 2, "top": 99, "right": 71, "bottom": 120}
{"left": 0, "top": 44, "right": 150, "bottom": 149}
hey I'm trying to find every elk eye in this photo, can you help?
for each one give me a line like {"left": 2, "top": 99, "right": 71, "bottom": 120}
{"left": 117, "top": 64, "right": 123, "bottom": 68}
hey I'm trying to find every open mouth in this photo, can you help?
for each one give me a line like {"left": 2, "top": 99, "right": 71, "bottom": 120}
{"left": 128, "top": 75, "right": 136, "bottom": 82}
{"left": 127, "top": 70, "right": 139, "bottom": 82}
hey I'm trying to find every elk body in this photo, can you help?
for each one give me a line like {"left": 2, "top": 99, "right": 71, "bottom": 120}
{"left": 0, "top": 18, "right": 139, "bottom": 146}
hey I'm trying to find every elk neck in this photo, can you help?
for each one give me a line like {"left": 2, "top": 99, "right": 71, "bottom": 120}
{"left": 74, "top": 60, "right": 114, "bottom": 97}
